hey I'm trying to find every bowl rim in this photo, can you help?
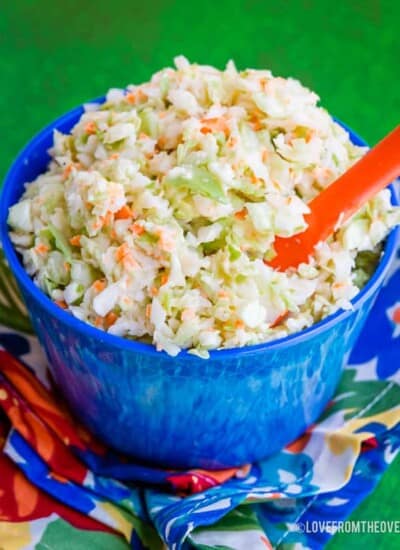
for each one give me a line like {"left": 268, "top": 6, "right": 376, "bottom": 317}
{"left": 1, "top": 100, "right": 399, "bottom": 359}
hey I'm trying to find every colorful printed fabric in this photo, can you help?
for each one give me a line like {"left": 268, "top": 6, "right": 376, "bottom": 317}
{"left": 0, "top": 238, "right": 399, "bottom": 549}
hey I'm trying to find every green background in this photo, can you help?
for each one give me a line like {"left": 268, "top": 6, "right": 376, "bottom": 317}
{"left": 1, "top": 0, "right": 399, "bottom": 548}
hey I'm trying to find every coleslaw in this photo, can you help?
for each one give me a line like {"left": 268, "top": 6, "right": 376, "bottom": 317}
{"left": 8, "top": 57, "right": 400, "bottom": 357}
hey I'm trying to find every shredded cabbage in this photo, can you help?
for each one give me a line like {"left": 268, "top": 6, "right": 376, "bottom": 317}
{"left": 8, "top": 57, "right": 400, "bottom": 357}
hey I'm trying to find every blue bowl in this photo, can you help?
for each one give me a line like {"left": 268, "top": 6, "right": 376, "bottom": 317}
{"left": 1, "top": 103, "right": 398, "bottom": 469}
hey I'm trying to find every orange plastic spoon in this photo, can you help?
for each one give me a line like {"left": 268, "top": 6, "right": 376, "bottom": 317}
{"left": 267, "top": 125, "right": 400, "bottom": 271}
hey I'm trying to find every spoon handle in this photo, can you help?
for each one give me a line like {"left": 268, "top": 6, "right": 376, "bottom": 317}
{"left": 268, "top": 125, "right": 400, "bottom": 270}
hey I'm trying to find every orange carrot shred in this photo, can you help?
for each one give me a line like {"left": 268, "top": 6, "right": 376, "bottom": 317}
{"left": 69, "top": 235, "right": 81, "bottom": 247}
{"left": 157, "top": 136, "right": 167, "bottom": 148}
{"left": 94, "top": 316, "right": 104, "bottom": 328}
{"left": 84, "top": 121, "right": 97, "bottom": 135}
{"left": 35, "top": 243, "right": 50, "bottom": 255}
{"left": 115, "top": 205, "right": 133, "bottom": 220}
{"left": 115, "top": 243, "right": 131, "bottom": 262}
{"left": 63, "top": 164, "right": 73, "bottom": 179}
{"left": 104, "top": 311, "right": 118, "bottom": 329}
{"left": 200, "top": 117, "right": 230, "bottom": 137}
{"left": 125, "top": 92, "right": 136, "bottom": 104}
{"left": 137, "top": 89, "right": 147, "bottom": 101}
{"left": 55, "top": 300, "right": 67, "bottom": 309}
{"left": 145, "top": 304, "right": 152, "bottom": 318}
{"left": 92, "top": 279, "right": 106, "bottom": 292}
{"left": 101, "top": 211, "right": 113, "bottom": 227}
{"left": 234, "top": 208, "right": 247, "bottom": 220}
{"left": 270, "top": 310, "right": 289, "bottom": 328}
{"left": 129, "top": 223, "right": 145, "bottom": 236}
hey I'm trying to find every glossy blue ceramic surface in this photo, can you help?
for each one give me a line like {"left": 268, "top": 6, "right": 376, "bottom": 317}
{"left": 1, "top": 104, "right": 398, "bottom": 469}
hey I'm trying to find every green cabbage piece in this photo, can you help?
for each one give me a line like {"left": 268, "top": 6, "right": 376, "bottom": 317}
{"left": 166, "top": 166, "right": 226, "bottom": 203}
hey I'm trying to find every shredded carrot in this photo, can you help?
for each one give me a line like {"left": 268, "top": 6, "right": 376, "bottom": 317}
{"left": 63, "top": 164, "right": 73, "bottom": 179}
{"left": 200, "top": 126, "right": 212, "bottom": 134}
{"left": 218, "top": 289, "right": 229, "bottom": 298}
{"left": 234, "top": 208, "right": 247, "bottom": 220}
{"left": 115, "top": 243, "right": 138, "bottom": 268}
{"left": 92, "top": 279, "right": 106, "bottom": 292}
{"left": 137, "top": 89, "right": 147, "bottom": 102}
{"left": 64, "top": 262, "right": 71, "bottom": 272}
{"left": 129, "top": 223, "right": 145, "bottom": 236}
{"left": 94, "top": 316, "right": 104, "bottom": 328}
{"left": 157, "top": 136, "right": 167, "bottom": 148}
{"left": 251, "top": 119, "right": 263, "bottom": 131}
{"left": 158, "top": 111, "right": 167, "bottom": 119}
{"left": 125, "top": 92, "right": 136, "bottom": 104}
{"left": 84, "top": 121, "right": 97, "bottom": 135}
{"left": 262, "top": 149, "right": 269, "bottom": 163}
{"left": 332, "top": 282, "right": 346, "bottom": 290}
{"left": 150, "top": 286, "right": 159, "bottom": 297}
{"left": 200, "top": 117, "right": 230, "bottom": 137}
{"left": 270, "top": 310, "right": 289, "bottom": 328}
{"left": 139, "top": 132, "right": 148, "bottom": 140}
{"left": 305, "top": 129, "right": 316, "bottom": 143}
{"left": 101, "top": 211, "right": 113, "bottom": 227}
{"left": 145, "top": 304, "right": 152, "bottom": 318}
{"left": 160, "top": 273, "right": 169, "bottom": 286}
{"left": 115, "top": 205, "right": 133, "bottom": 220}
{"left": 250, "top": 174, "right": 258, "bottom": 184}
{"left": 115, "top": 243, "right": 130, "bottom": 262}
{"left": 104, "top": 311, "right": 118, "bottom": 329}
{"left": 35, "top": 243, "right": 50, "bottom": 255}
{"left": 110, "top": 229, "right": 117, "bottom": 240}
{"left": 109, "top": 153, "right": 119, "bottom": 160}
{"left": 69, "top": 235, "right": 81, "bottom": 247}
{"left": 55, "top": 300, "right": 67, "bottom": 309}
{"left": 235, "top": 319, "right": 245, "bottom": 329}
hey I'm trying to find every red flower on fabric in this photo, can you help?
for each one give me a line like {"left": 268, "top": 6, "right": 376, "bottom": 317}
{"left": 386, "top": 302, "right": 400, "bottom": 338}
